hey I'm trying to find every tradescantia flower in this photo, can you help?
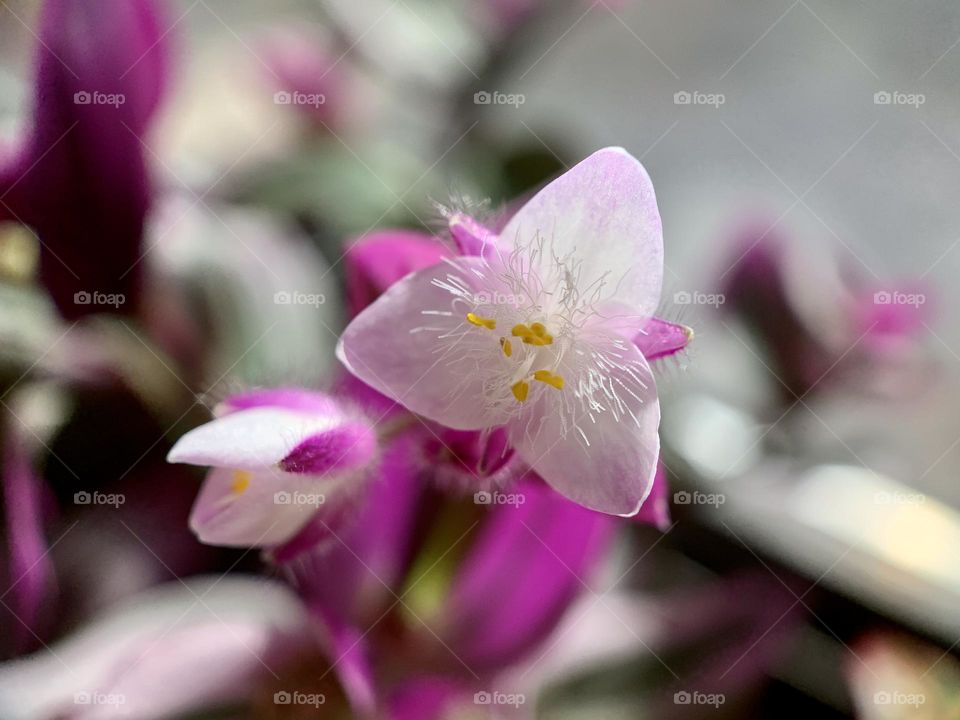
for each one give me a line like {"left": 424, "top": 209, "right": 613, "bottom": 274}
{"left": 166, "top": 389, "right": 378, "bottom": 548}
{"left": 338, "top": 147, "right": 666, "bottom": 515}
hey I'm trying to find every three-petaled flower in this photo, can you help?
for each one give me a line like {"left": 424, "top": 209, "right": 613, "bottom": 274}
{"left": 338, "top": 147, "right": 665, "bottom": 515}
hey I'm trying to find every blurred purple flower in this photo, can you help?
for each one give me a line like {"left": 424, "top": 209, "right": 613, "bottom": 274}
{"left": 338, "top": 148, "right": 667, "bottom": 516}
{"left": 258, "top": 25, "right": 349, "bottom": 129}
{"left": 722, "top": 223, "right": 930, "bottom": 400}
{"left": 0, "top": 0, "right": 169, "bottom": 319}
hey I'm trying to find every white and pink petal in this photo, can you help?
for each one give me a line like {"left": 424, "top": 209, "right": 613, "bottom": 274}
{"left": 498, "top": 146, "right": 664, "bottom": 324}
{"left": 507, "top": 336, "right": 660, "bottom": 516}
{"left": 337, "top": 258, "right": 512, "bottom": 431}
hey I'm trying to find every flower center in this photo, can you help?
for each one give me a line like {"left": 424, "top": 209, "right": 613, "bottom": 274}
{"left": 464, "top": 312, "right": 566, "bottom": 403}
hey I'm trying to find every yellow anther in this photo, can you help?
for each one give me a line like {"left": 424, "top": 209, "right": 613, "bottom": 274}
{"left": 467, "top": 312, "right": 496, "bottom": 330}
{"left": 500, "top": 337, "right": 513, "bottom": 357}
{"left": 523, "top": 334, "right": 553, "bottom": 346}
{"left": 511, "top": 380, "right": 530, "bottom": 402}
{"left": 231, "top": 470, "right": 252, "bottom": 495}
{"left": 513, "top": 321, "right": 553, "bottom": 345}
{"left": 533, "top": 370, "right": 565, "bottom": 390}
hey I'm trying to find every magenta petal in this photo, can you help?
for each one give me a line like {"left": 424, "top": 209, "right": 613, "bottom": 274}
{"left": 443, "top": 480, "right": 616, "bottom": 670}
{"left": 388, "top": 678, "right": 470, "bottom": 720}
{"left": 6, "top": 0, "right": 169, "bottom": 319}
{"left": 634, "top": 317, "right": 694, "bottom": 361}
{"left": 422, "top": 425, "right": 520, "bottom": 491}
{"left": 447, "top": 212, "right": 496, "bottom": 257}
{"left": 279, "top": 422, "right": 377, "bottom": 475}
{"left": 344, "top": 230, "right": 449, "bottom": 316}
{"left": 284, "top": 430, "right": 423, "bottom": 617}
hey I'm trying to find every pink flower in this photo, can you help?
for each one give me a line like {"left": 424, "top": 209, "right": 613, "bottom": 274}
{"left": 338, "top": 147, "right": 665, "bottom": 516}
{"left": 167, "top": 389, "right": 378, "bottom": 548}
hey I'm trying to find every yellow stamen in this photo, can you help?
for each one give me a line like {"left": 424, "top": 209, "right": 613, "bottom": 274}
{"left": 231, "top": 470, "right": 252, "bottom": 495}
{"left": 500, "top": 337, "right": 513, "bottom": 357}
{"left": 511, "top": 380, "right": 530, "bottom": 402}
{"left": 523, "top": 334, "right": 553, "bottom": 346}
{"left": 466, "top": 312, "right": 496, "bottom": 330}
{"left": 513, "top": 322, "right": 553, "bottom": 345}
{"left": 533, "top": 370, "right": 565, "bottom": 390}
